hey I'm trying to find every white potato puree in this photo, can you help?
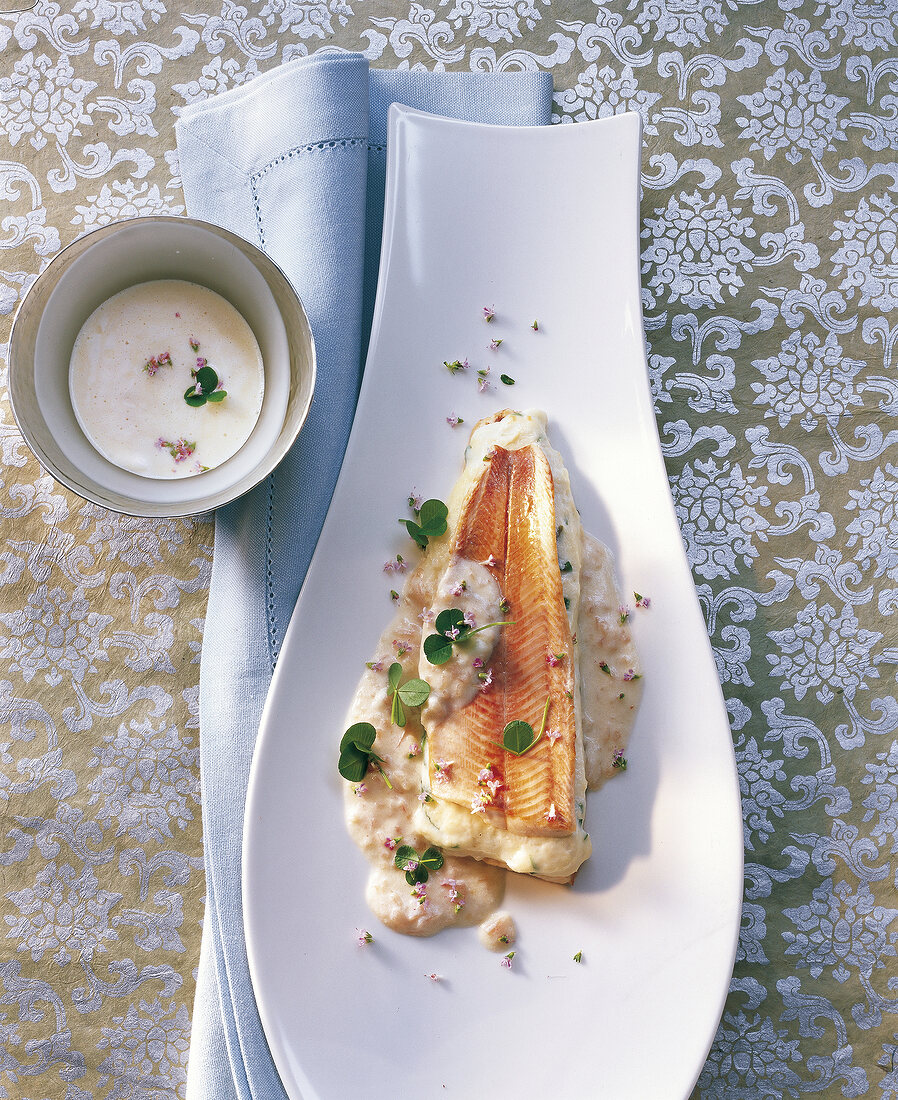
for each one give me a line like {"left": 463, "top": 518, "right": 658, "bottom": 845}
{"left": 69, "top": 279, "right": 264, "bottom": 478}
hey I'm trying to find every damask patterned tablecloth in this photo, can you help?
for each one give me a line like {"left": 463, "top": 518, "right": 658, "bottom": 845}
{"left": 1, "top": 1, "right": 897, "bottom": 1098}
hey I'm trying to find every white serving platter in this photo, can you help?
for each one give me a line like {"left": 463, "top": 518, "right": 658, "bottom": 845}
{"left": 244, "top": 105, "right": 743, "bottom": 1100}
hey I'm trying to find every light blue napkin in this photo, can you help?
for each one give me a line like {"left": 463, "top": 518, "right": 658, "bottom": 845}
{"left": 175, "top": 53, "right": 552, "bottom": 1100}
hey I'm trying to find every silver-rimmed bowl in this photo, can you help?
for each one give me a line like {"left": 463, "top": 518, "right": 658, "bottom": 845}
{"left": 9, "top": 216, "right": 316, "bottom": 517}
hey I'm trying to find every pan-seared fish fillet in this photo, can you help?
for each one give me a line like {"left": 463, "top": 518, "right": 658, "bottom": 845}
{"left": 427, "top": 443, "right": 576, "bottom": 836}
{"left": 414, "top": 410, "right": 592, "bottom": 881}
{"left": 342, "top": 408, "right": 641, "bottom": 932}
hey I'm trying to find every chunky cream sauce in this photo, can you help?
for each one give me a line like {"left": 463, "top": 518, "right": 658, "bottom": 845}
{"left": 478, "top": 910, "right": 517, "bottom": 952}
{"left": 69, "top": 279, "right": 264, "bottom": 478}
{"left": 343, "top": 410, "right": 641, "bottom": 939}
{"left": 342, "top": 568, "right": 506, "bottom": 936}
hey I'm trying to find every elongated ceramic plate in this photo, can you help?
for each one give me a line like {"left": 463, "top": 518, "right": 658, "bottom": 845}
{"left": 244, "top": 106, "right": 743, "bottom": 1100}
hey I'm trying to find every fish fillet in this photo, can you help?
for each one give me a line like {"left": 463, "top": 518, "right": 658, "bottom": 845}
{"left": 415, "top": 409, "right": 592, "bottom": 881}
{"left": 428, "top": 442, "right": 576, "bottom": 837}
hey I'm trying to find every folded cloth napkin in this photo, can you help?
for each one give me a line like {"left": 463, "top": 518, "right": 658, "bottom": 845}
{"left": 175, "top": 53, "right": 552, "bottom": 1100}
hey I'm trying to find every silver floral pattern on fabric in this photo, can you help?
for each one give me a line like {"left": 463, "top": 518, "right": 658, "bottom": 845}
{"left": 1, "top": 0, "right": 897, "bottom": 1096}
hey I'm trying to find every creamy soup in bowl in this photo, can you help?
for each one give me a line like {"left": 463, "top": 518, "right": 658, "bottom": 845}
{"left": 69, "top": 279, "right": 265, "bottom": 479}
{"left": 8, "top": 216, "right": 315, "bottom": 517}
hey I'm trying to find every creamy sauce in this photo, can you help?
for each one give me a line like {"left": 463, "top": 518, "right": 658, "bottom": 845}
{"left": 69, "top": 279, "right": 264, "bottom": 478}
{"left": 343, "top": 410, "right": 641, "bottom": 938}
{"left": 579, "top": 534, "right": 643, "bottom": 787}
{"left": 342, "top": 588, "right": 506, "bottom": 935}
{"left": 478, "top": 910, "right": 517, "bottom": 951}
{"left": 422, "top": 559, "right": 502, "bottom": 722}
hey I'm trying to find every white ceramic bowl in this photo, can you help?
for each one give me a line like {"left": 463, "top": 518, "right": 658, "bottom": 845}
{"left": 9, "top": 216, "right": 315, "bottom": 517}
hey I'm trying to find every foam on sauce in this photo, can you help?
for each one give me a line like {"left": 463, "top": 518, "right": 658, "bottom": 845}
{"left": 69, "top": 279, "right": 264, "bottom": 478}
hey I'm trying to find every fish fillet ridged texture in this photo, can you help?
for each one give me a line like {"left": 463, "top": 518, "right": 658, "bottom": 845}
{"left": 432, "top": 443, "right": 576, "bottom": 837}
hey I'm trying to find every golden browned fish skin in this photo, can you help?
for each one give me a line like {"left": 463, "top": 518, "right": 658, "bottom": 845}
{"left": 503, "top": 444, "right": 575, "bottom": 835}
{"left": 427, "top": 442, "right": 576, "bottom": 837}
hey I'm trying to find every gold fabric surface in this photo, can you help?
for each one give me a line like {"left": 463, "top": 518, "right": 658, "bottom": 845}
{"left": 1, "top": 10, "right": 212, "bottom": 1097}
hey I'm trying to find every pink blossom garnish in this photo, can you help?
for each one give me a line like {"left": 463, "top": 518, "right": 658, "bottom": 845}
{"left": 478, "top": 668, "right": 493, "bottom": 692}
{"left": 531, "top": 319, "right": 539, "bottom": 331}
{"left": 419, "top": 607, "right": 435, "bottom": 625}
{"left": 383, "top": 836, "right": 398, "bottom": 851}
{"left": 545, "top": 650, "right": 564, "bottom": 668}
{"left": 488, "top": 339, "right": 503, "bottom": 351}
{"left": 195, "top": 356, "right": 207, "bottom": 370}
{"left": 357, "top": 928, "right": 373, "bottom": 946}
{"left": 446, "top": 413, "right": 464, "bottom": 428}
{"left": 442, "top": 879, "right": 465, "bottom": 911}
{"left": 471, "top": 766, "right": 500, "bottom": 811}
{"left": 545, "top": 802, "right": 558, "bottom": 823}
{"left": 483, "top": 305, "right": 495, "bottom": 322}
{"left": 394, "top": 639, "right": 412, "bottom": 657}
{"left": 481, "top": 554, "right": 497, "bottom": 568}
{"left": 144, "top": 350, "right": 172, "bottom": 376}
{"left": 353, "top": 783, "right": 367, "bottom": 797}
{"left": 477, "top": 765, "right": 501, "bottom": 796}
{"left": 189, "top": 336, "right": 199, "bottom": 352}
{"left": 383, "top": 555, "right": 407, "bottom": 573}
{"left": 477, "top": 367, "right": 491, "bottom": 392}
{"left": 156, "top": 437, "right": 196, "bottom": 462}
{"left": 501, "top": 952, "right": 515, "bottom": 969}
{"left": 444, "top": 358, "right": 469, "bottom": 374}
{"left": 545, "top": 727, "right": 562, "bottom": 745}
{"left": 462, "top": 611, "right": 477, "bottom": 629}
{"left": 408, "top": 488, "right": 422, "bottom": 511}
{"left": 366, "top": 659, "right": 384, "bottom": 672}
{"left": 433, "top": 759, "right": 453, "bottom": 781}
{"left": 451, "top": 580, "right": 468, "bottom": 596}
{"left": 175, "top": 312, "right": 180, "bottom": 318}
{"left": 473, "top": 657, "right": 485, "bottom": 669}
{"left": 623, "top": 668, "right": 639, "bottom": 682}
{"left": 635, "top": 592, "right": 651, "bottom": 609}
{"left": 470, "top": 791, "right": 490, "bottom": 815}
{"left": 612, "top": 749, "right": 628, "bottom": 771}
{"left": 445, "top": 625, "right": 460, "bottom": 641}
{"left": 411, "top": 881, "right": 428, "bottom": 906}
{"left": 407, "top": 740, "right": 421, "bottom": 759}
{"left": 619, "top": 606, "right": 631, "bottom": 624}
{"left": 426, "top": 972, "right": 442, "bottom": 981}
